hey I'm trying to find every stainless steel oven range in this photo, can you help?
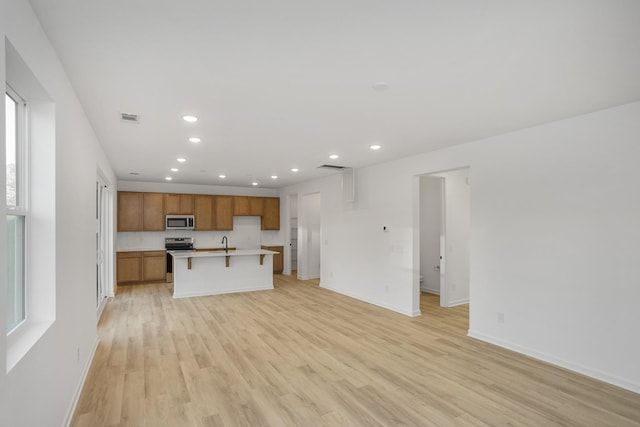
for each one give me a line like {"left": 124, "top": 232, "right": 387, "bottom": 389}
{"left": 165, "top": 237, "right": 194, "bottom": 282}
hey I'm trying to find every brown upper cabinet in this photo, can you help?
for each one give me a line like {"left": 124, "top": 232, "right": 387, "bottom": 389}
{"left": 249, "top": 197, "right": 264, "bottom": 216}
{"left": 233, "top": 196, "right": 265, "bottom": 216}
{"left": 233, "top": 196, "right": 250, "bottom": 216}
{"left": 118, "top": 192, "right": 143, "bottom": 231}
{"left": 193, "top": 195, "right": 214, "bottom": 230}
{"left": 117, "top": 191, "right": 165, "bottom": 231}
{"left": 142, "top": 193, "right": 166, "bottom": 231}
{"left": 262, "top": 197, "right": 280, "bottom": 230}
{"left": 214, "top": 196, "right": 234, "bottom": 230}
{"left": 117, "top": 191, "right": 279, "bottom": 232}
{"left": 165, "top": 193, "right": 193, "bottom": 215}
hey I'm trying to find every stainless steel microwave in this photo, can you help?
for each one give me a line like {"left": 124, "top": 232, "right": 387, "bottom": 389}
{"left": 165, "top": 215, "right": 195, "bottom": 230}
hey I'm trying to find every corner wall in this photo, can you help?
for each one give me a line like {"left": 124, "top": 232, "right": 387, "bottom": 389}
{"left": 280, "top": 101, "right": 640, "bottom": 393}
{"left": 0, "top": 1, "right": 116, "bottom": 426}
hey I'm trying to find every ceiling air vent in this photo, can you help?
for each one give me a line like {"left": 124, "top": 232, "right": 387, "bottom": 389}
{"left": 120, "top": 112, "right": 140, "bottom": 124}
{"left": 318, "top": 164, "right": 347, "bottom": 170}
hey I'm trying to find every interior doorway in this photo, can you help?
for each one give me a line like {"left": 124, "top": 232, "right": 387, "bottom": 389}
{"left": 418, "top": 168, "right": 470, "bottom": 308}
{"left": 419, "top": 176, "right": 444, "bottom": 296}
{"left": 96, "top": 173, "right": 112, "bottom": 318}
{"left": 289, "top": 194, "right": 298, "bottom": 276}
{"left": 299, "top": 192, "right": 321, "bottom": 280}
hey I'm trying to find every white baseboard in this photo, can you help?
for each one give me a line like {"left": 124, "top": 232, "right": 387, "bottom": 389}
{"left": 320, "top": 284, "right": 420, "bottom": 317}
{"left": 64, "top": 337, "right": 99, "bottom": 427}
{"left": 467, "top": 329, "right": 640, "bottom": 395}
{"left": 173, "top": 285, "right": 273, "bottom": 299}
{"left": 421, "top": 287, "right": 440, "bottom": 295}
{"left": 447, "top": 298, "right": 469, "bottom": 307}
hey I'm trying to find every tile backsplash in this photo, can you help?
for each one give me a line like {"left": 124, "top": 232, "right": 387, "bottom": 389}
{"left": 117, "top": 216, "right": 282, "bottom": 251}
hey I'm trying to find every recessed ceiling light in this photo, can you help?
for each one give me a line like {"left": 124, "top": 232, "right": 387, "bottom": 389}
{"left": 329, "top": 154, "right": 339, "bottom": 160}
{"left": 372, "top": 82, "right": 389, "bottom": 91}
{"left": 271, "top": 175, "right": 278, "bottom": 179}
{"left": 182, "top": 115, "right": 198, "bottom": 123}
{"left": 370, "top": 144, "right": 381, "bottom": 150}
{"left": 176, "top": 157, "right": 186, "bottom": 162}
{"left": 219, "top": 174, "right": 226, "bottom": 179}
{"left": 189, "top": 137, "right": 201, "bottom": 143}
{"left": 170, "top": 168, "right": 178, "bottom": 172}
{"left": 291, "top": 168, "right": 299, "bottom": 172}
{"left": 252, "top": 182, "right": 259, "bottom": 186}
{"left": 165, "top": 177, "right": 172, "bottom": 181}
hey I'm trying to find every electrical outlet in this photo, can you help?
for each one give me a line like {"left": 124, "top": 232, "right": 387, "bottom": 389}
{"left": 497, "top": 313, "right": 505, "bottom": 323}
{"left": 385, "top": 285, "right": 389, "bottom": 293}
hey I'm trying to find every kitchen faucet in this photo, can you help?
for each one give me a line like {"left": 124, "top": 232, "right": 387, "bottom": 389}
{"left": 221, "top": 236, "right": 228, "bottom": 253}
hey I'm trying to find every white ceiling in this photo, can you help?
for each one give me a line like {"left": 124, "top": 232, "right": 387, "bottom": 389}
{"left": 28, "top": 0, "right": 640, "bottom": 188}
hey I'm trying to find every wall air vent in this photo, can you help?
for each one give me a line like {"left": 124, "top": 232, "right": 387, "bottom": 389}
{"left": 120, "top": 112, "right": 140, "bottom": 124}
{"left": 318, "top": 164, "right": 347, "bottom": 170}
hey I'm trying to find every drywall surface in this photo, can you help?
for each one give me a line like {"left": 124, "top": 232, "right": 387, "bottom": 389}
{"left": 281, "top": 101, "right": 640, "bottom": 392}
{"left": 0, "top": 1, "right": 116, "bottom": 426}
{"left": 116, "top": 180, "right": 278, "bottom": 197}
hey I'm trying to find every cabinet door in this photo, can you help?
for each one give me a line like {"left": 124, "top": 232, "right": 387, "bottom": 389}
{"left": 143, "top": 251, "right": 166, "bottom": 281}
{"left": 233, "top": 196, "right": 250, "bottom": 215}
{"left": 215, "top": 196, "right": 234, "bottom": 230}
{"left": 271, "top": 246, "right": 284, "bottom": 273}
{"left": 117, "top": 192, "right": 143, "bottom": 231}
{"left": 179, "top": 195, "right": 194, "bottom": 214}
{"left": 143, "top": 193, "right": 166, "bottom": 231}
{"left": 261, "top": 246, "right": 283, "bottom": 273}
{"left": 165, "top": 194, "right": 194, "bottom": 214}
{"left": 261, "top": 197, "right": 280, "bottom": 230}
{"left": 117, "top": 252, "right": 142, "bottom": 283}
{"left": 249, "top": 197, "right": 264, "bottom": 216}
{"left": 194, "top": 195, "right": 214, "bottom": 230}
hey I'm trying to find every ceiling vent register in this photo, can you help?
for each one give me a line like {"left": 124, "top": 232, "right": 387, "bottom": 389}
{"left": 120, "top": 112, "right": 140, "bottom": 124}
{"left": 317, "top": 164, "right": 347, "bottom": 170}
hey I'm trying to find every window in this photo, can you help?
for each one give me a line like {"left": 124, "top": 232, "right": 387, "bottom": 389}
{"left": 5, "top": 39, "right": 56, "bottom": 371}
{"left": 6, "top": 88, "right": 27, "bottom": 333}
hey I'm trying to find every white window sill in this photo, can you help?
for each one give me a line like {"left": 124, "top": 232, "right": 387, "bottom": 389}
{"left": 6, "top": 320, "right": 54, "bottom": 373}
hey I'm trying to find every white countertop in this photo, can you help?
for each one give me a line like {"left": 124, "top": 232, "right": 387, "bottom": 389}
{"left": 169, "top": 249, "right": 278, "bottom": 259}
{"left": 116, "top": 247, "right": 164, "bottom": 252}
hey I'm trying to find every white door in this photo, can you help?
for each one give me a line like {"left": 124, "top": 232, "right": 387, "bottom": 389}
{"left": 300, "top": 192, "right": 321, "bottom": 280}
{"left": 439, "top": 235, "right": 446, "bottom": 307}
{"left": 96, "top": 176, "right": 110, "bottom": 313}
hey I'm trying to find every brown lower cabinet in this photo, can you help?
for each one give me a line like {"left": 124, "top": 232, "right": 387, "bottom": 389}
{"left": 261, "top": 245, "right": 283, "bottom": 273}
{"left": 117, "top": 250, "right": 166, "bottom": 284}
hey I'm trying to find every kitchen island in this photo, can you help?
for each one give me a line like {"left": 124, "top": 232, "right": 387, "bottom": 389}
{"left": 169, "top": 249, "right": 278, "bottom": 298}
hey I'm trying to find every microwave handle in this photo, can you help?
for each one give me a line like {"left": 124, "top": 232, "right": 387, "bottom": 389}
{"left": 190, "top": 217, "right": 194, "bottom": 228}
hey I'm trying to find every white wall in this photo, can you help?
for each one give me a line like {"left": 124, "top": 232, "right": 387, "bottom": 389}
{"left": 1, "top": 1, "right": 116, "bottom": 426}
{"left": 117, "top": 180, "right": 278, "bottom": 196}
{"left": 280, "top": 101, "right": 640, "bottom": 393}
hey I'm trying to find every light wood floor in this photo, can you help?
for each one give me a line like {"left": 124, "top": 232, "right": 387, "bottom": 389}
{"left": 72, "top": 275, "right": 640, "bottom": 426}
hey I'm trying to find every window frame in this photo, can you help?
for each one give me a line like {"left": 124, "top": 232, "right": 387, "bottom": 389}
{"left": 6, "top": 84, "right": 30, "bottom": 335}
